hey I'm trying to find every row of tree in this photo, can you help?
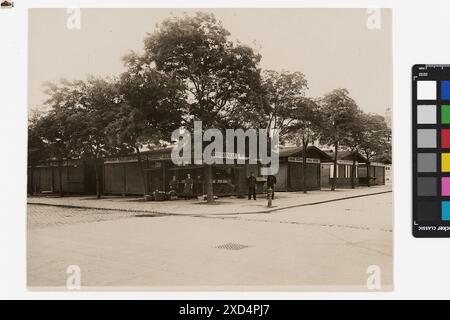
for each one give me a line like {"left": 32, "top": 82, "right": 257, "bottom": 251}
{"left": 28, "top": 12, "right": 391, "bottom": 201}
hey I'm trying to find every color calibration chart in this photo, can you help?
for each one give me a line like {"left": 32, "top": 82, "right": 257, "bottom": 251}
{"left": 413, "top": 64, "right": 450, "bottom": 237}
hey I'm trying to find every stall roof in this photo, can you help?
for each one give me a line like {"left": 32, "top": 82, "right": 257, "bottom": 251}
{"left": 322, "top": 150, "right": 367, "bottom": 163}
{"left": 140, "top": 147, "right": 173, "bottom": 156}
{"left": 278, "top": 146, "right": 333, "bottom": 161}
{"left": 107, "top": 146, "right": 351, "bottom": 164}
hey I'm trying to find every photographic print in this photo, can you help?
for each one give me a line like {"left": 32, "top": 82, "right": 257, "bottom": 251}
{"left": 27, "top": 8, "right": 393, "bottom": 291}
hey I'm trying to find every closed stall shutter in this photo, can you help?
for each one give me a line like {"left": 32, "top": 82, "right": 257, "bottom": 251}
{"left": 305, "top": 163, "right": 320, "bottom": 189}
{"left": 125, "top": 162, "right": 144, "bottom": 194}
{"left": 41, "top": 167, "right": 53, "bottom": 192}
{"left": 67, "top": 165, "right": 84, "bottom": 193}
{"left": 40, "top": 167, "right": 53, "bottom": 192}
{"left": 320, "top": 164, "right": 330, "bottom": 188}
{"left": 290, "top": 163, "right": 301, "bottom": 190}
{"left": 104, "top": 163, "right": 125, "bottom": 194}
{"left": 33, "top": 168, "right": 41, "bottom": 193}
{"left": 374, "top": 166, "right": 385, "bottom": 185}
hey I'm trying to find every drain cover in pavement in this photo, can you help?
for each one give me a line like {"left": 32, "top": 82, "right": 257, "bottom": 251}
{"left": 215, "top": 242, "right": 249, "bottom": 250}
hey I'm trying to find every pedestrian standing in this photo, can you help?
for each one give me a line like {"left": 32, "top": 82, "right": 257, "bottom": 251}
{"left": 247, "top": 171, "right": 257, "bottom": 200}
{"left": 184, "top": 174, "right": 194, "bottom": 200}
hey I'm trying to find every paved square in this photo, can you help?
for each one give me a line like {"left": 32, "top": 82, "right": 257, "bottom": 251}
{"left": 27, "top": 191, "right": 393, "bottom": 291}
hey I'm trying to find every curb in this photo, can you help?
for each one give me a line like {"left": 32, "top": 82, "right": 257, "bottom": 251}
{"left": 27, "top": 189, "right": 392, "bottom": 217}
{"left": 27, "top": 202, "right": 166, "bottom": 216}
{"left": 250, "top": 190, "right": 393, "bottom": 215}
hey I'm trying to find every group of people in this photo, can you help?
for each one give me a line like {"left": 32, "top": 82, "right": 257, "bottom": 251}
{"left": 246, "top": 172, "right": 276, "bottom": 200}
{"left": 169, "top": 172, "right": 277, "bottom": 201}
{"left": 169, "top": 174, "right": 200, "bottom": 200}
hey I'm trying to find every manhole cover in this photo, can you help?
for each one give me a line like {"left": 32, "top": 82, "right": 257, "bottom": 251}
{"left": 215, "top": 242, "right": 249, "bottom": 250}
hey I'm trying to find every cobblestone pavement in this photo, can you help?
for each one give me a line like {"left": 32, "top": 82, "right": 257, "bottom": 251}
{"left": 27, "top": 205, "right": 140, "bottom": 229}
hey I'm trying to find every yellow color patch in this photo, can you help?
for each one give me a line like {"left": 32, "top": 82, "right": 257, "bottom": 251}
{"left": 442, "top": 153, "right": 450, "bottom": 172}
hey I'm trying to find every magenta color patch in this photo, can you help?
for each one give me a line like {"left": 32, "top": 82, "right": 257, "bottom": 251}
{"left": 442, "top": 177, "right": 450, "bottom": 196}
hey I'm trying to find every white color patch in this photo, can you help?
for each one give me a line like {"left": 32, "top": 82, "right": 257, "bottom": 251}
{"left": 417, "top": 81, "right": 437, "bottom": 100}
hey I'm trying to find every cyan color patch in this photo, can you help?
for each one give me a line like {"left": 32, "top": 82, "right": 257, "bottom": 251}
{"left": 442, "top": 80, "right": 450, "bottom": 100}
{"left": 442, "top": 201, "right": 450, "bottom": 221}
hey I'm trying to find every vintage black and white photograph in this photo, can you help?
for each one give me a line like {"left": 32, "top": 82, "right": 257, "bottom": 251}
{"left": 27, "top": 8, "right": 393, "bottom": 290}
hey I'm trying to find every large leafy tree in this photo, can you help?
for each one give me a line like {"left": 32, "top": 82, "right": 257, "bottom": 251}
{"left": 287, "top": 97, "right": 322, "bottom": 193}
{"left": 106, "top": 57, "right": 186, "bottom": 196}
{"left": 358, "top": 113, "right": 391, "bottom": 186}
{"left": 34, "top": 80, "right": 82, "bottom": 196}
{"left": 258, "top": 70, "right": 309, "bottom": 142}
{"left": 319, "top": 89, "right": 360, "bottom": 191}
{"left": 141, "top": 12, "right": 262, "bottom": 202}
{"left": 70, "top": 77, "right": 131, "bottom": 198}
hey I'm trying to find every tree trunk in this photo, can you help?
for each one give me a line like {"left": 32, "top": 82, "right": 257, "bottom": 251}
{"left": 136, "top": 147, "right": 149, "bottom": 195}
{"left": 351, "top": 158, "right": 356, "bottom": 189}
{"left": 331, "top": 142, "right": 338, "bottom": 191}
{"left": 367, "top": 162, "right": 371, "bottom": 187}
{"left": 302, "top": 139, "right": 308, "bottom": 194}
{"left": 57, "top": 157, "right": 64, "bottom": 197}
{"left": 94, "top": 159, "right": 101, "bottom": 199}
{"left": 205, "top": 164, "right": 214, "bottom": 203}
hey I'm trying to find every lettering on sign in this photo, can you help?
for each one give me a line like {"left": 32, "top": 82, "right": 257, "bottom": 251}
{"left": 287, "top": 157, "right": 320, "bottom": 164}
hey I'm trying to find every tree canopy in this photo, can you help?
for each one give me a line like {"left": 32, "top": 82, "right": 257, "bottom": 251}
{"left": 143, "top": 12, "right": 263, "bottom": 130}
{"left": 28, "top": 12, "right": 392, "bottom": 197}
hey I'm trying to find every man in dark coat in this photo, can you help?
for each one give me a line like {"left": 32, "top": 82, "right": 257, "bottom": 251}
{"left": 247, "top": 172, "right": 257, "bottom": 200}
{"left": 184, "top": 174, "right": 194, "bottom": 200}
{"left": 266, "top": 174, "right": 277, "bottom": 200}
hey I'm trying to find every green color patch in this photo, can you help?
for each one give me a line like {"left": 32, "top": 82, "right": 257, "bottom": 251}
{"left": 442, "top": 105, "right": 450, "bottom": 124}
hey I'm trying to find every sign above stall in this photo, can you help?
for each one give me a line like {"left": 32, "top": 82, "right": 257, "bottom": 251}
{"left": 148, "top": 153, "right": 172, "bottom": 161}
{"left": 212, "top": 152, "right": 247, "bottom": 160}
{"left": 288, "top": 157, "right": 320, "bottom": 164}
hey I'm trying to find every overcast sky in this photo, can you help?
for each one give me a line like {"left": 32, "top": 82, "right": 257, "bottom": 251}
{"left": 29, "top": 8, "right": 392, "bottom": 116}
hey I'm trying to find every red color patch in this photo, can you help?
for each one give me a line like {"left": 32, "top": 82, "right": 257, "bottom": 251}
{"left": 442, "top": 129, "right": 450, "bottom": 148}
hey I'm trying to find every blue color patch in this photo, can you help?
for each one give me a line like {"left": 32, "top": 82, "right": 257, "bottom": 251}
{"left": 441, "top": 81, "right": 450, "bottom": 100}
{"left": 442, "top": 201, "right": 450, "bottom": 221}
